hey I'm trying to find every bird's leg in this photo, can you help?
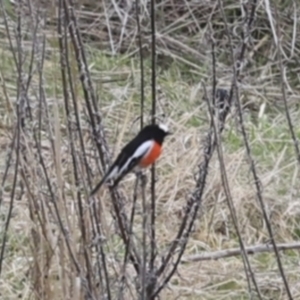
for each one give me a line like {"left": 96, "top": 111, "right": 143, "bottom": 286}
{"left": 140, "top": 172, "right": 147, "bottom": 187}
{"left": 134, "top": 168, "right": 147, "bottom": 187}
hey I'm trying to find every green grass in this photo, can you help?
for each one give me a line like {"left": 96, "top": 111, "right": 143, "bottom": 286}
{"left": 1, "top": 5, "right": 300, "bottom": 299}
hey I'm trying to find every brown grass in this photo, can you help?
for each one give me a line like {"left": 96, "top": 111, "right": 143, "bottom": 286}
{"left": 0, "top": 0, "right": 300, "bottom": 299}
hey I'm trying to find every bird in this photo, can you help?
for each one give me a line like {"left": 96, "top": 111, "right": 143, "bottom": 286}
{"left": 90, "top": 123, "right": 171, "bottom": 196}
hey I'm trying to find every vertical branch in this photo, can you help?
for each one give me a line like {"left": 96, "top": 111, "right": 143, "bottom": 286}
{"left": 208, "top": 37, "right": 261, "bottom": 298}
{"left": 32, "top": 38, "right": 51, "bottom": 297}
{"left": 57, "top": 1, "right": 95, "bottom": 294}
{"left": 204, "top": 83, "right": 262, "bottom": 299}
{"left": 141, "top": 175, "right": 148, "bottom": 299}
{"left": 136, "top": 0, "right": 148, "bottom": 297}
{"left": 0, "top": 0, "right": 24, "bottom": 275}
{"left": 218, "top": 0, "right": 293, "bottom": 298}
{"left": 63, "top": 1, "right": 141, "bottom": 294}
{"left": 135, "top": 0, "right": 145, "bottom": 129}
{"left": 273, "top": 3, "right": 300, "bottom": 165}
{"left": 60, "top": 2, "right": 113, "bottom": 298}
{"left": 0, "top": 126, "right": 19, "bottom": 276}
{"left": 0, "top": 132, "right": 16, "bottom": 209}
{"left": 149, "top": 0, "right": 157, "bottom": 276}
{"left": 153, "top": 124, "right": 215, "bottom": 299}
{"left": 119, "top": 176, "right": 140, "bottom": 297}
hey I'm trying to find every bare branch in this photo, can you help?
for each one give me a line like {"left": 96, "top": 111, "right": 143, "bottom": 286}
{"left": 183, "top": 242, "right": 300, "bottom": 263}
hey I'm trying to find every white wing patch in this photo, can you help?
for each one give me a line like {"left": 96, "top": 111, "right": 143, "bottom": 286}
{"left": 118, "top": 140, "right": 154, "bottom": 176}
{"left": 105, "top": 165, "right": 119, "bottom": 181}
{"left": 132, "top": 140, "right": 154, "bottom": 158}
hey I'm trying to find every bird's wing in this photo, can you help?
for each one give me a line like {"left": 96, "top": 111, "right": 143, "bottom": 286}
{"left": 117, "top": 140, "right": 153, "bottom": 176}
{"left": 90, "top": 139, "right": 153, "bottom": 196}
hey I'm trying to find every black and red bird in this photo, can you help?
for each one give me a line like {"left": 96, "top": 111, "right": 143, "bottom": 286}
{"left": 90, "top": 123, "right": 171, "bottom": 196}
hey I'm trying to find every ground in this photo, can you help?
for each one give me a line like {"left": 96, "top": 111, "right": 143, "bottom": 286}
{"left": 0, "top": 1, "right": 300, "bottom": 299}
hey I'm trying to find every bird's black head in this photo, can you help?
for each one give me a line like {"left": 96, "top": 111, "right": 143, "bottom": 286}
{"left": 140, "top": 123, "right": 171, "bottom": 145}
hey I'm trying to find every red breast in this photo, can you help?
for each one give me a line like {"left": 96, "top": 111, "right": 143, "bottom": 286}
{"left": 138, "top": 141, "right": 162, "bottom": 168}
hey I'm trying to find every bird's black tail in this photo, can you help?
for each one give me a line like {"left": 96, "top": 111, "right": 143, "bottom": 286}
{"left": 90, "top": 177, "right": 106, "bottom": 196}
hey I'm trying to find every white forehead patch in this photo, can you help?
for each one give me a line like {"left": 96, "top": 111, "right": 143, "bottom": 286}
{"left": 158, "top": 123, "right": 169, "bottom": 133}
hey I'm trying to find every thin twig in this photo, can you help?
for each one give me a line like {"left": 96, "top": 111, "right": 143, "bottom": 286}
{"left": 204, "top": 75, "right": 262, "bottom": 298}
{"left": 64, "top": 0, "right": 141, "bottom": 276}
{"left": 153, "top": 121, "right": 216, "bottom": 299}
{"left": 57, "top": 1, "right": 95, "bottom": 295}
{"left": 218, "top": 0, "right": 293, "bottom": 298}
{"left": 273, "top": 3, "right": 300, "bottom": 165}
{"left": 141, "top": 174, "right": 148, "bottom": 299}
{"left": 135, "top": 0, "right": 145, "bottom": 130}
{"left": 119, "top": 175, "right": 140, "bottom": 299}
{"left": 149, "top": 0, "right": 157, "bottom": 280}
{"left": 182, "top": 242, "right": 300, "bottom": 262}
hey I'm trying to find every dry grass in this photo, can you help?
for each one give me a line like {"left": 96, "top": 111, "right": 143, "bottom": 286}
{"left": 0, "top": 0, "right": 300, "bottom": 299}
